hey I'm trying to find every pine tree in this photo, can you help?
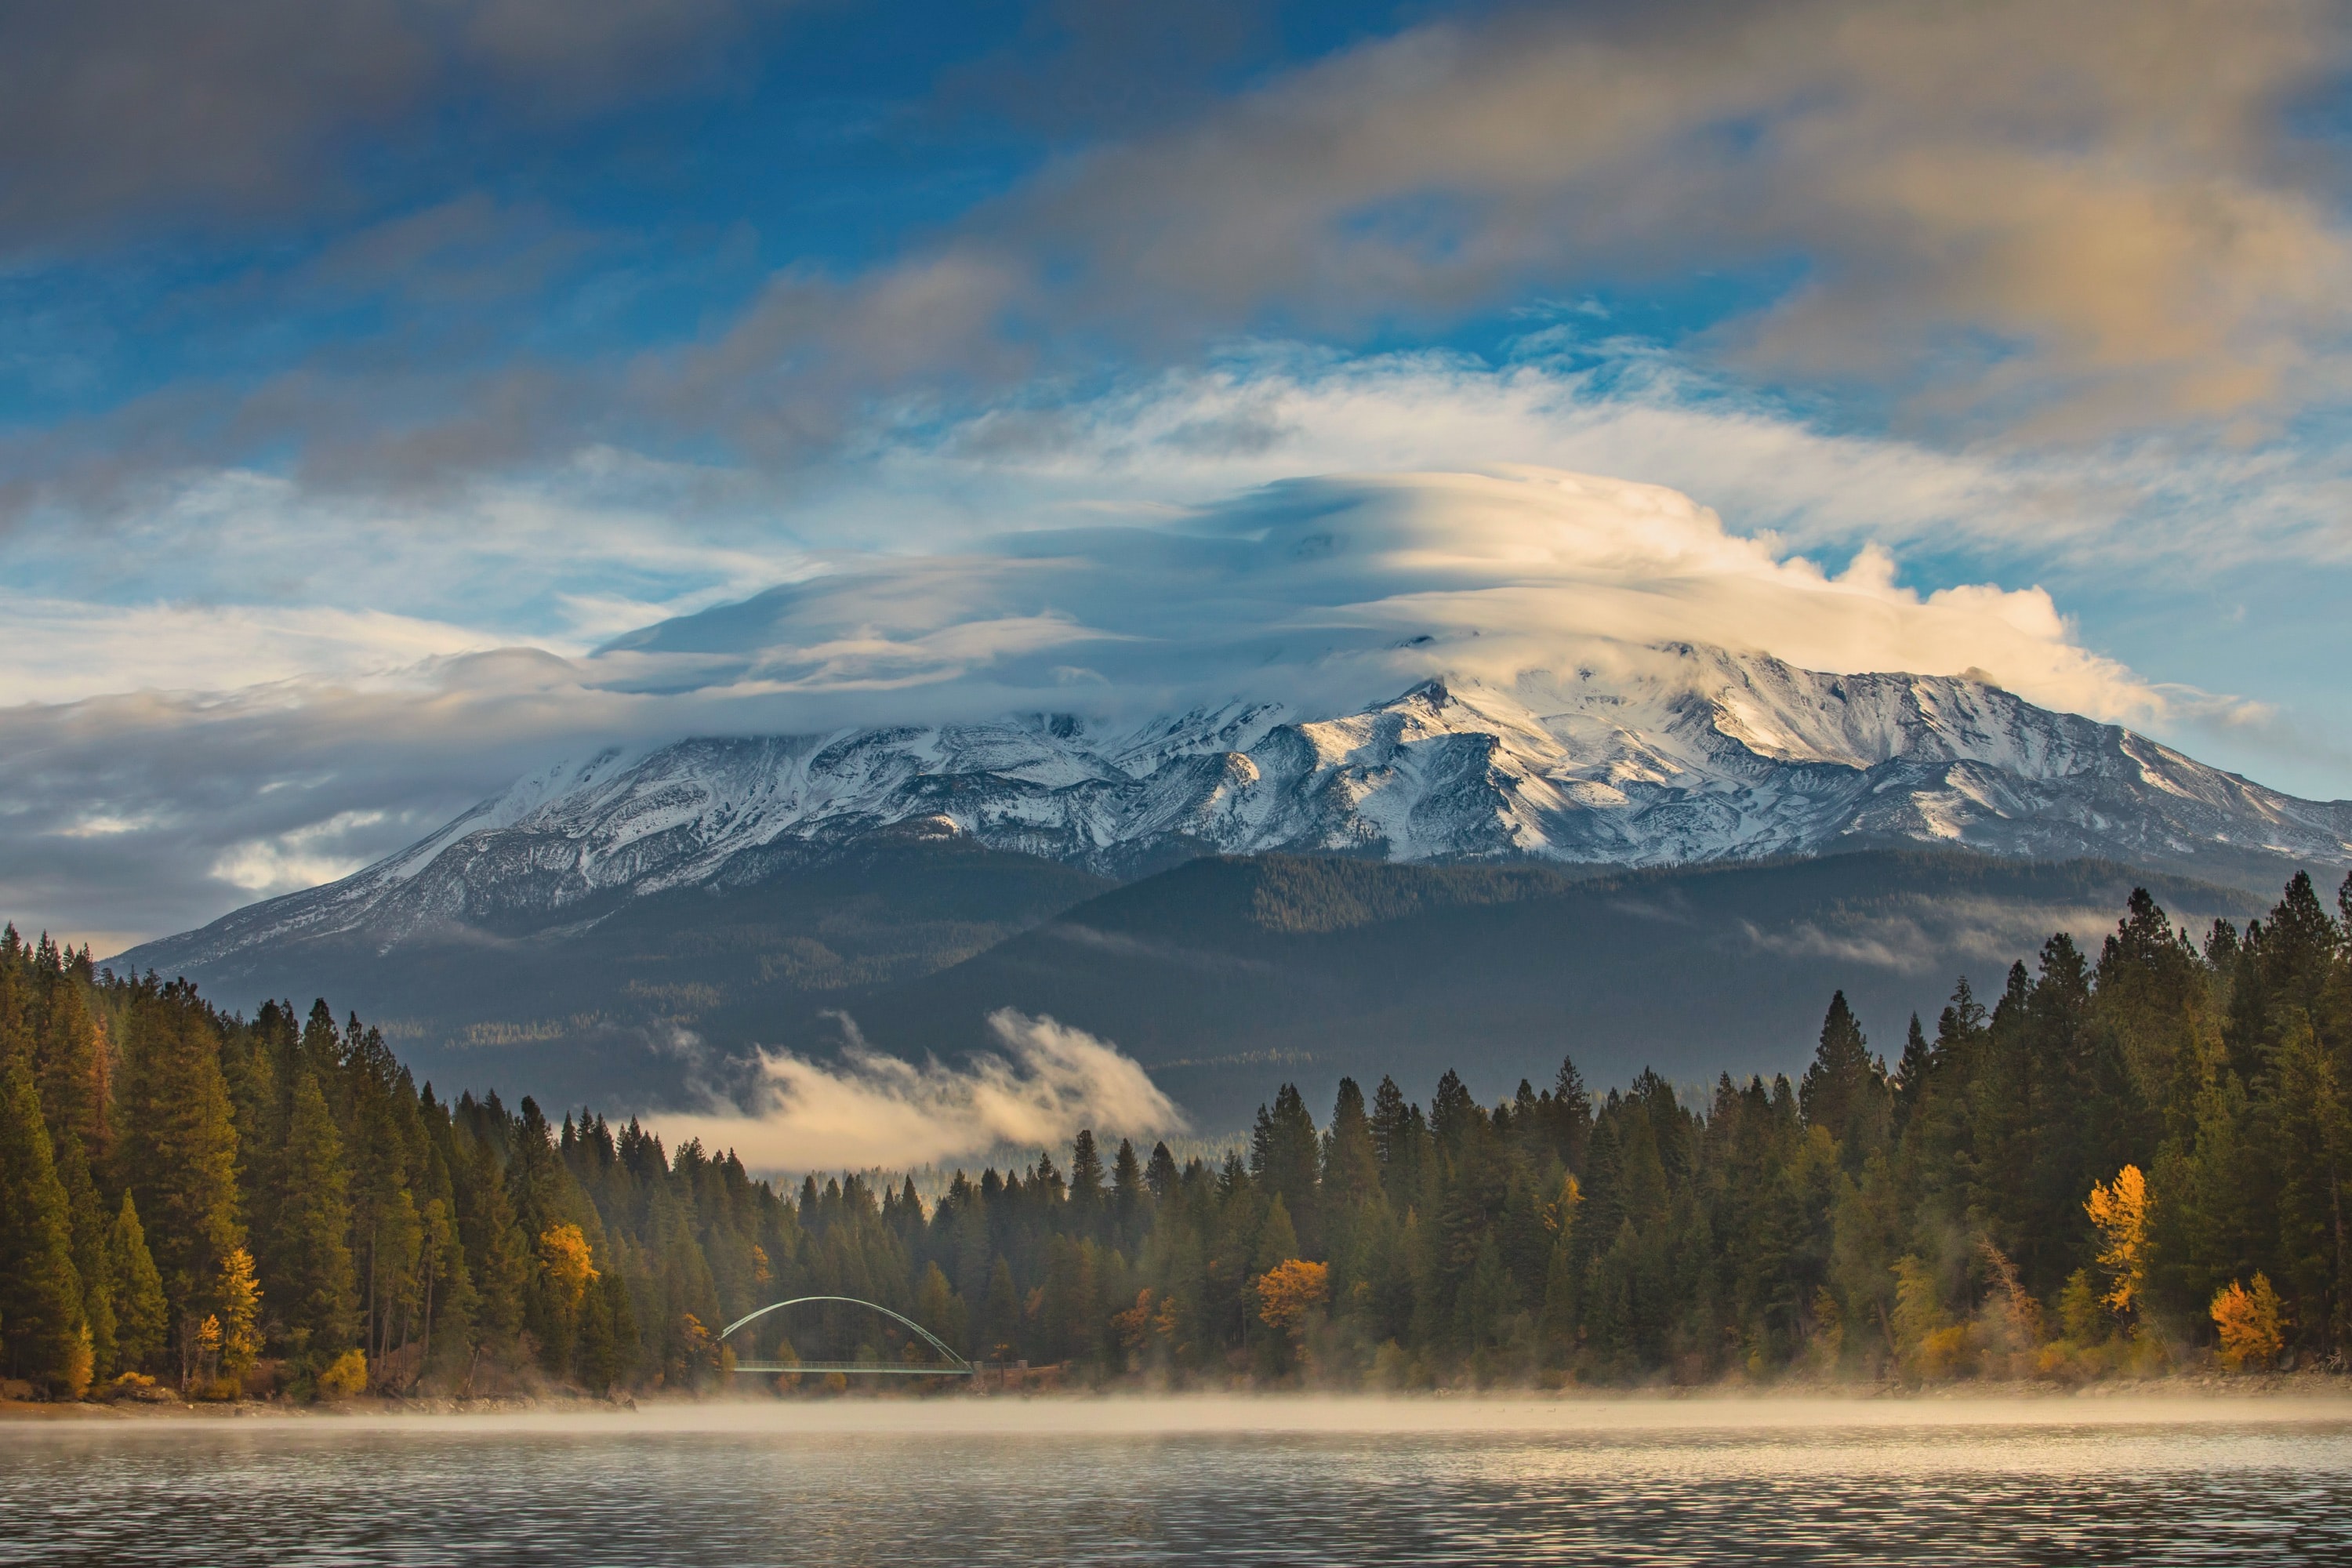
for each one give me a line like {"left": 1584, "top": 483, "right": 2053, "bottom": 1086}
{"left": 114, "top": 988, "right": 243, "bottom": 1341}
{"left": 1254, "top": 1194, "right": 1301, "bottom": 1272}
{"left": 601, "top": 1270, "right": 639, "bottom": 1385}
{"left": 416, "top": 1193, "right": 475, "bottom": 1381}
{"left": 55, "top": 1133, "right": 117, "bottom": 1381}
{"left": 1892, "top": 1014, "right": 1933, "bottom": 1134}
{"left": 1068, "top": 1130, "right": 1105, "bottom": 1231}
{"left": 577, "top": 1267, "right": 619, "bottom": 1393}
{"left": 1144, "top": 1141, "right": 1178, "bottom": 1200}
{"left": 274, "top": 1063, "right": 358, "bottom": 1360}
{"left": 34, "top": 975, "right": 106, "bottom": 1165}
{"left": 1252, "top": 1084, "right": 1322, "bottom": 1256}
{"left": 0, "top": 1055, "right": 85, "bottom": 1388}
{"left": 1799, "top": 992, "right": 1889, "bottom": 1170}
{"left": 1109, "top": 1138, "right": 1145, "bottom": 1249}
{"left": 108, "top": 1192, "right": 167, "bottom": 1374}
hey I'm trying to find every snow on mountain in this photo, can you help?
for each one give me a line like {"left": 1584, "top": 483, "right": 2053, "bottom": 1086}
{"left": 125, "top": 644, "right": 2352, "bottom": 971}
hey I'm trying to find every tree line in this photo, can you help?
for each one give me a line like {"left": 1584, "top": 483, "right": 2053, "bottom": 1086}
{"left": 2, "top": 869, "right": 2347, "bottom": 1397}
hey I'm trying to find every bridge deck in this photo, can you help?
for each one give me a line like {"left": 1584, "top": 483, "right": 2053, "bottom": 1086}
{"left": 731, "top": 1361, "right": 972, "bottom": 1376}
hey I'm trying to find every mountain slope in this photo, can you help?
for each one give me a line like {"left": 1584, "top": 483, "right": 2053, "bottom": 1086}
{"left": 122, "top": 848, "right": 2267, "bottom": 1126}
{"left": 832, "top": 850, "right": 2270, "bottom": 1127}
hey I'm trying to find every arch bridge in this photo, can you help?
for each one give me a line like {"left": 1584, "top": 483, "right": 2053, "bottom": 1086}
{"left": 719, "top": 1294, "right": 973, "bottom": 1377}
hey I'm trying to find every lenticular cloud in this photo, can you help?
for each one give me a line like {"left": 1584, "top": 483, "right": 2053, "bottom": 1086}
{"left": 651, "top": 1011, "right": 1188, "bottom": 1173}
{"left": 596, "top": 463, "right": 2173, "bottom": 734}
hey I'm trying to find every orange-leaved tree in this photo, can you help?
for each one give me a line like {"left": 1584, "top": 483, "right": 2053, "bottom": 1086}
{"left": 1256, "top": 1259, "right": 1330, "bottom": 1345}
{"left": 2211, "top": 1274, "right": 2285, "bottom": 1370}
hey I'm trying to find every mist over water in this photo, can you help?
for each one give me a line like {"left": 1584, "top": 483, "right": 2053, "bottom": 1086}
{"left": 8, "top": 1396, "right": 2350, "bottom": 1566}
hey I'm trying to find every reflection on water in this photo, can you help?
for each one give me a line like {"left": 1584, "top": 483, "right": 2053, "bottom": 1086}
{"left": 5, "top": 1397, "right": 2350, "bottom": 1566}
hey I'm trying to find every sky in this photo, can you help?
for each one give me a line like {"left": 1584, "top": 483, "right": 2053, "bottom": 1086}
{"left": 4, "top": 0, "right": 2352, "bottom": 954}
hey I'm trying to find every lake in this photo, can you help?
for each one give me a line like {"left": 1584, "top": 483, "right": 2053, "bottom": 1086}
{"left": 5, "top": 1395, "right": 2348, "bottom": 1565}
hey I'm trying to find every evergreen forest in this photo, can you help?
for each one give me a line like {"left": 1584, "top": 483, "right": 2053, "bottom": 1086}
{"left": 3, "top": 869, "right": 2350, "bottom": 1399}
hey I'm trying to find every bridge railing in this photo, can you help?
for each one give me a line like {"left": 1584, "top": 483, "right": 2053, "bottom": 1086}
{"left": 718, "top": 1294, "right": 975, "bottom": 1377}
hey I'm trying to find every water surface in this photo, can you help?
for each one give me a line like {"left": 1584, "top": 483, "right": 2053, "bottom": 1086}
{"left": 5, "top": 1395, "right": 2347, "bottom": 1565}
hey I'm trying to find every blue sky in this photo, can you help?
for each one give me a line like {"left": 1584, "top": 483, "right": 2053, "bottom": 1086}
{"left": 4, "top": 0, "right": 2352, "bottom": 949}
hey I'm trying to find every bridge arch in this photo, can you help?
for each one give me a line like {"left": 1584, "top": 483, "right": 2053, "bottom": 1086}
{"left": 719, "top": 1295, "right": 974, "bottom": 1377}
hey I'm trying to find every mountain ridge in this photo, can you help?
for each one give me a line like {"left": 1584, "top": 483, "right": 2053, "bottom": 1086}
{"left": 118, "top": 641, "right": 2352, "bottom": 978}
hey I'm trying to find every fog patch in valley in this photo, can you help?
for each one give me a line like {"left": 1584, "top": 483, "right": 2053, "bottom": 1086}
{"left": 650, "top": 1009, "right": 1186, "bottom": 1174}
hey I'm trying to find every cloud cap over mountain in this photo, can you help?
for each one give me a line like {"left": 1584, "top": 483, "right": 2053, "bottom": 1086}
{"left": 602, "top": 466, "right": 2172, "bottom": 730}
{"left": 4, "top": 465, "right": 2249, "bottom": 950}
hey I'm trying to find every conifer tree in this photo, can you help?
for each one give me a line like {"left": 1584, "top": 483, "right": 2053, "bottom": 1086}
{"left": 1799, "top": 991, "right": 1889, "bottom": 1169}
{"left": 54, "top": 1133, "right": 117, "bottom": 1381}
{"left": 0, "top": 1055, "right": 85, "bottom": 1388}
{"left": 34, "top": 976, "right": 106, "bottom": 1164}
{"left": 1144, "top": 1141, "right": 1178, "bottom": 1200}
{"left": 1545, "top": 1054, "right": 1595, "bottom": 1172}
{"left": 1068, "top": 1130, "right": 1105, "bottom": 1230}
{"left": 1254, "top": 1194, "right": 1301, "bottom": 1272}
{"left": 274, "top": 1063, "right": 358, "bottom": 1359}
{"left": 1892, "top": 1014, "right": 1933, "bottom": 1134}
{"left": 601, "top": 1271, "right": 640, "bottom": 1385}
{"left": 1109, "top": 1138, "right": 1145, "bottom": 1249}
{"left": 108, "top": 1192, "right": 167, "bottom": 1374}
{"left": 1322, "top": 1078, "right": 1381, "bottom": 1209}
{"left": 114, "top": 987, "right": 242, "bottom": 1338}
{"left": 1252, "top": 1085, "right": 1322, "bottom": 1256}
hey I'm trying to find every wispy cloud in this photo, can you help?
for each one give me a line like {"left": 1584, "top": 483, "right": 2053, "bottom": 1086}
{"left": 0, "top": 0, "right": 797, "bottom": 248}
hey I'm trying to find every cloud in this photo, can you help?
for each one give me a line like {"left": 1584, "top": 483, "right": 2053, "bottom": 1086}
{"left": 209, "top": 810, "right": 390, "bottom": 898}
{"left": 13, "top": 0, "right": 2349, "bottom": 514}
{"left": 0, "top": 597, "right": 505, "bottom": 705}
{"left": 0, "top": 0, "right": 796, "bottom": 249}
{"left": 652, "top": 1009, "right": 1187, "bottom": 1171}
{"left": 604, "top": 463, "right": 2180, "bottom": 728}
{"left": 655, "top": 0, "right": 2352, "bottom": 470}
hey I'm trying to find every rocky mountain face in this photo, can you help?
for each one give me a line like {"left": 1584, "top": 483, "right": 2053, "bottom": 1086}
{"left": 122, "top": 643, "right": 2352, "bottom": 978}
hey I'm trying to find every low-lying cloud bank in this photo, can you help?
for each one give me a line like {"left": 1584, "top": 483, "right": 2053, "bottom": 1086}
{"left": 651, "top": 1010, "right": 1188, "bottom": 1174}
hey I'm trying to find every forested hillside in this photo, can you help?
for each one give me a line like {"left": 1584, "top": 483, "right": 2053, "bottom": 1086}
{"left": 3, "top": 869, "right": 2349, "bottom": 1398}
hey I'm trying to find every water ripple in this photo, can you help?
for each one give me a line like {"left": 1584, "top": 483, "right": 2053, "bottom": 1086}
{"left": 4, "top": 1415, "right": 2347, "bottom": 1566}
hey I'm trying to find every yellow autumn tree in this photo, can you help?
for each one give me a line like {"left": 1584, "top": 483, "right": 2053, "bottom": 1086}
{"left": 1890, "top": 1254, "right": 1970, "bottom": 1380}
{"left": 677, "top": 1312, "right": 725, "bottom": 1378}
{"left": 216, "top": 1247, "right": 262, "bottom": 1377}
{"left": 316, "top": 1348, "right": 368, "bottom": 1397}
{"left": 2084, "top": 1165, "right": 2150, "bottom": 1320}
{"left": 1255, "top": 1258, "right": 1330, "bottom": 1342}
{"left": 1544, "top": 1174, "right": 1582, "bottom": 1239}
{"left": 63, "top": 1323, "right": 94, "bottom": 1400}
{"left": 2211, "top": 1274, "right": 2286, "bottom": 1370}
{"left": 538, "top": 1224, "right": 597, "bottom": 1308}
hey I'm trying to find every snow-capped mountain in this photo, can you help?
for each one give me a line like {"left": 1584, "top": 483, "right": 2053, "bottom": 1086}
{"left": 126, "top": 644, "right": 2352, "bottom": 972}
